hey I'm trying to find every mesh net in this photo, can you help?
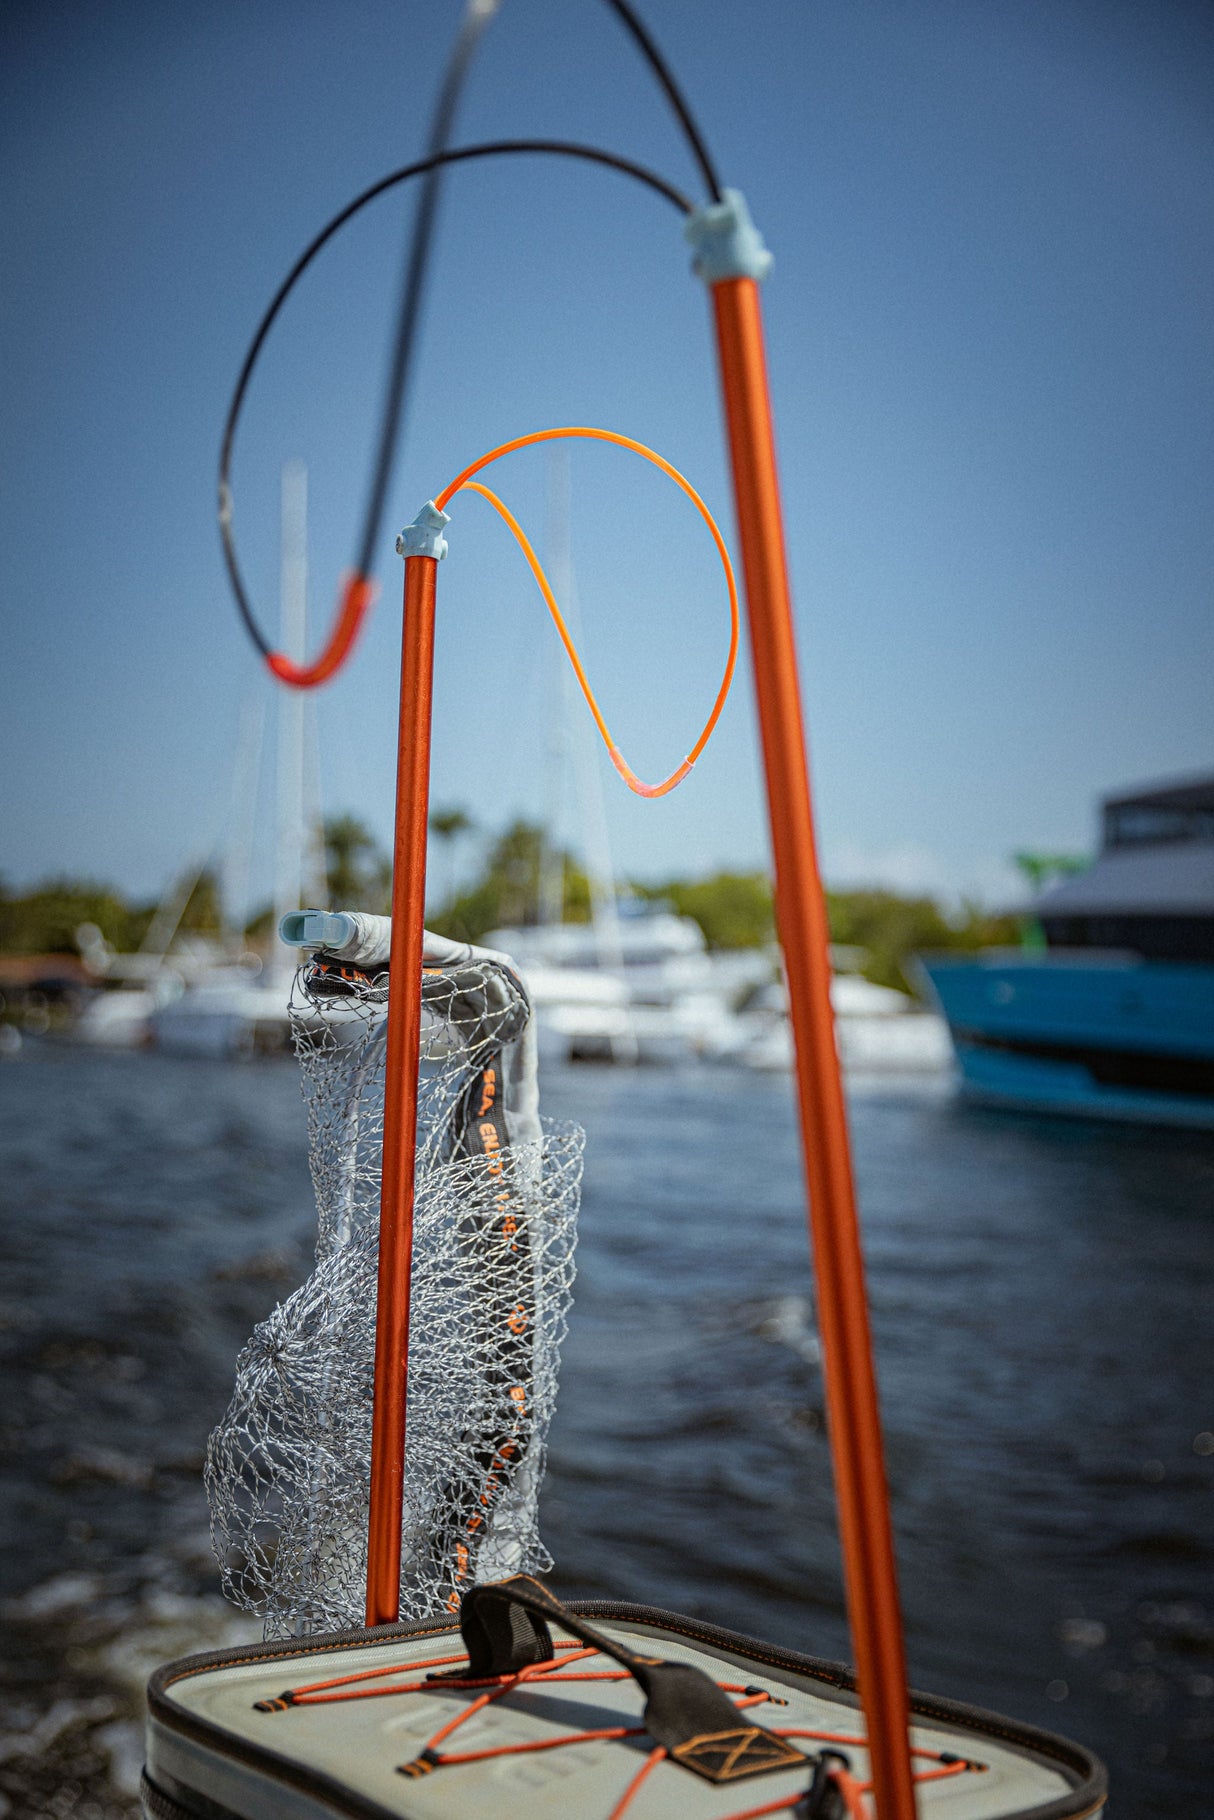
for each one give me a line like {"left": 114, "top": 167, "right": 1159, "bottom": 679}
{"left": 206, "top": 954, "right": 582, "bottom": 1639}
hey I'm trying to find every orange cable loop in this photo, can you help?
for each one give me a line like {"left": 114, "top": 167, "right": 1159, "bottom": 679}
{"left": 437, "top": 426, "right": 739, "bottom": 799}
{"left": 260, "top": 427, "right": 739, "bottom": 800}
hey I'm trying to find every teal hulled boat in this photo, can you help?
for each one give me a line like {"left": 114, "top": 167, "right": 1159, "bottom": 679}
{"left": 924, "top": 774, "right": 1214, "bottom": 1127}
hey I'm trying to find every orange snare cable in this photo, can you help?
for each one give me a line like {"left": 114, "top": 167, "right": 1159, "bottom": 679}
{"left": 459, "top": 479, "right": 701, "bottom": 799}
{"left": 262, "top": 425, "right": 740, "bottom": 802}
{"left": 265, "top": 573, "right": 378, "bottom": 689}
{"left": 461, "top": 482, "right": 613, "bottom": 754}
{"left": 435, "top": 426, "right": 740, "bottom": 799}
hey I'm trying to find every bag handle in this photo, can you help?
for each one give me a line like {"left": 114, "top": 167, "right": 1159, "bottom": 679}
{"left": 448, "top": 1575, "right": 807, "bottom": 1786}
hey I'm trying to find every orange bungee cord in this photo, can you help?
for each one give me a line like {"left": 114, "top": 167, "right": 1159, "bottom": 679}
{"left": 251, "top": 1634, "right": 988, "bottom": 1820}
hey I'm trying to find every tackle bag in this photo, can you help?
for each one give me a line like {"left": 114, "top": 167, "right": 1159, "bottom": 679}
{"left": 143, "top": 1575, "right": 1106, "bottom": 1820}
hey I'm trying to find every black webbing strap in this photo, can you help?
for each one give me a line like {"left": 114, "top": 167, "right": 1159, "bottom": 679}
{"left": 448, "top": 1576, "right": 807, "bottom": 1785}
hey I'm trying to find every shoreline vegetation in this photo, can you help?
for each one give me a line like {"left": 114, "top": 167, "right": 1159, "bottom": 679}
{"left": 1, "top": 813, "right": 1020, "bottom": 998}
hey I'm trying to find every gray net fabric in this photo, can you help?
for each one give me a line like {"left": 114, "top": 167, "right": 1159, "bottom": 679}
{"left": 205, "top": 955, "right": 582, "bottom": 1639}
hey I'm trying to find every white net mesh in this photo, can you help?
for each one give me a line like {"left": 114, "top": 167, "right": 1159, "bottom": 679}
{"left": 205, "top": 953, "right": 582, "bottom": 1639}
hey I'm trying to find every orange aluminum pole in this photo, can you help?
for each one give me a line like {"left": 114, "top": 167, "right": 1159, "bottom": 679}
{"left": 365, "top": 552, "right": 438, "bottom": 1626}
{"left": 709, "top": 273, "right": 917, "bottom": 1820}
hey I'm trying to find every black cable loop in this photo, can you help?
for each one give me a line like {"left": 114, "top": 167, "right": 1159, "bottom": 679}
{"left": 353, "top": 0, "right": 494, "bottom": 584}
{"left": 600, "top": 0, "right": 724, "bottom": 204}
{"left": 218, "top": 140, "right": 693, "bottom": 663}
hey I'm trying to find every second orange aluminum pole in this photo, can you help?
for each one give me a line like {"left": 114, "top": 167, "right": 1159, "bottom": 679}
{"left": 365, "top": 552, "right": 438, "bottom": 1627}
{"left": 709, "top": 273, "right": 917, "bottom": 1820}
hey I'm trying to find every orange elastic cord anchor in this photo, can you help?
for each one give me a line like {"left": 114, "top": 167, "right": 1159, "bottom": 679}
{"left": 265, "top": 572, "right": 378, "bottom": 688}
{"left": 434, "top": 426, "right": 739, "bottom": 800}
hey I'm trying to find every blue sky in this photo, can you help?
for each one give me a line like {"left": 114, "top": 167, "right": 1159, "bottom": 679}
{"left": 2, "top": 0, "right": 1211, "bottom": 915}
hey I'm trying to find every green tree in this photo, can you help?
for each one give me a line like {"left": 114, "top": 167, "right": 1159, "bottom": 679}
{"left": 429, "top": 806, "right": 473, "bottom": 843}
{"left": 632, "top": 872, "right": 774, "bottom": 950}
{"left": 0, "top": 878, "right": 156, "bottom": 955}
{"left": 825, "top": 890, "right": 1020, "bottom": 994}
{"left": 1012, "top": 851, "right": 1088, "bottom": 892}
{"left": 323, "top": 814, "right": 391, "bottom": 912}
{"left": 428, "top": 806, "right": 473, "bottom": 916}
{"left": 434, "top": 820, "right": 590, "bottom": 944}
{"left": 177, "top": 868, "right": 223, "bottom": 935}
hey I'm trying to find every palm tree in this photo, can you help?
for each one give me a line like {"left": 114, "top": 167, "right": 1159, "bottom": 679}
{"left": 323, "top": 815, "right": 389, "bottom": 911}
{"left": 428, "top": 807, "right": 473, "bottom": 915}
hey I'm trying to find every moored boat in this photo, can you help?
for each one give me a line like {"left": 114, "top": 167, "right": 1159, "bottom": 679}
{"left": 741, "top": 973, "right": 952, "bottom": 1076}
{"left": 922, "top": 774, "right": 1214, "bottom": 1126}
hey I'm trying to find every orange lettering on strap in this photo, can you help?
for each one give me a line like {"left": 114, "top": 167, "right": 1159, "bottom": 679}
{"left": 477, "top": 1068, "right": 497, "bottom": 1116}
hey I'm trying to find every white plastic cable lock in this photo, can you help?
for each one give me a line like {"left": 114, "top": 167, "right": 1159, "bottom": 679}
{"left": 278, "top": 909, "right": 393, "bottom": 967}
{"left": 395, "top": 500, "right": 451, "bottom": 561}
{"left": 279, "top": 910, "right": 357, "bottom": 951}
{"left": 684, "top": 188, "right": 773, "bottom": 285}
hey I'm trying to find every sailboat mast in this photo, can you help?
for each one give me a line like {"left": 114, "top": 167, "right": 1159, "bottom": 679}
{"left": 545, "top": 448, "right": 629, "bottom": 982}
{"left": 274, "top": 462, "right": 308, "bottom": 973}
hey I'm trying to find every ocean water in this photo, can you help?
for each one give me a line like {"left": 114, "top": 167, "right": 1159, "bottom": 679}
{"left": 0, "top": 1042, "right": 1211, "bottom": 1817}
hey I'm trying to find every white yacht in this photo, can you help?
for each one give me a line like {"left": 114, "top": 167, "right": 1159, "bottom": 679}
{"left": 488, "top": 907, "right": 768, "bottom": 1064}
{"left": 148, "top": 962, "right": 292, "bottom": 1057}
{"left": 740, "top": 969, "right": 952, "bottom": 1075}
